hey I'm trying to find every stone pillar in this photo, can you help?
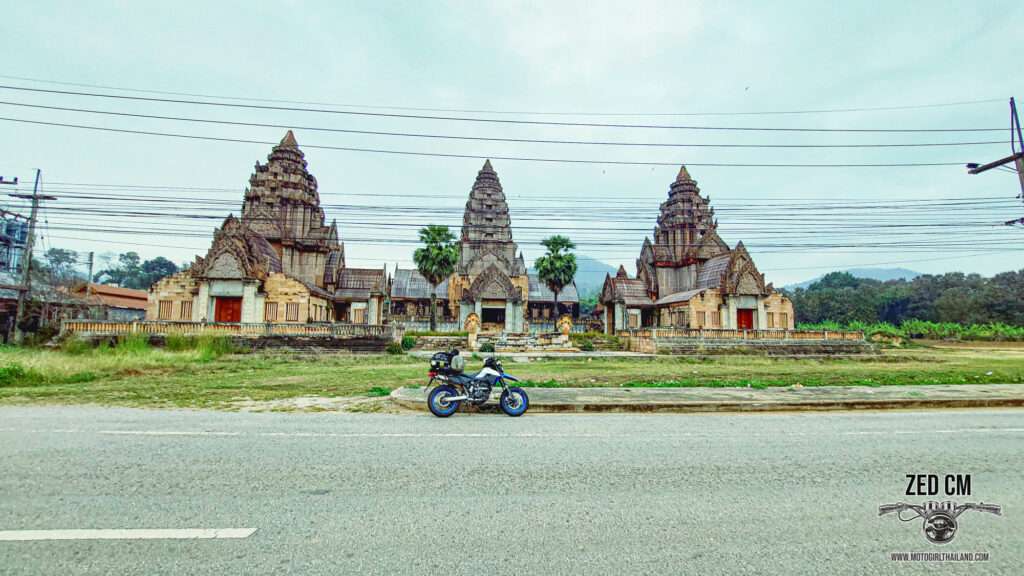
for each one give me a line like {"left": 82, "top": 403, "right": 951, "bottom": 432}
{"left": 505, "top": 301, "right": 524, "bottom": 333}
{"left": 368, "top": 297, "right": 379, "bottom": 325}
{"left": 195, "top": 283, "right": 211, "bottom": 322}
{"left": 756, "top": 298, "right": 767, "bottom": 330}
{"left": 725, "top": 298, "right": 738, "bottom": 329}
{"left": 241, "top": 282, "right": 259, "bottom": 323}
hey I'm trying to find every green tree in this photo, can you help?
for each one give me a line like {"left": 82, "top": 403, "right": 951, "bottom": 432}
{"left": 96, "top": 251, "right": 178, "bottom": 289}
{"left": 413, "top": 225, "right": 459, "bottom": 331}
{"left": 140, "top": 256, "right": 178, "bottom": 287}
{"left": 534, "top": 235, "right": 578, "bottom": 320}
{"left": 42, "top": 248, "right": 80, "bottom": 283}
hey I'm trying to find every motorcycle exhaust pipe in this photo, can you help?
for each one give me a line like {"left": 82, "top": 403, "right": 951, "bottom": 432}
{"left": 442, "top": 395, "right": 469, "bottom": 402}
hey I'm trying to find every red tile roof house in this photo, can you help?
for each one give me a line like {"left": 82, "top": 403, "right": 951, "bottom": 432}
{"left": 70, "top": 283, "right": 148, "bottom": 321}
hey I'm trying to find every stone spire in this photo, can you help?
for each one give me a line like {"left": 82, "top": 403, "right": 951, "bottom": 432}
{"left": 651, "top": 166, "right": 718, "bottom": 265}
{"left": 461, "top": 160, "right": 512, "bottom": 243}
{"left": 279, "top": 130, "right": 298, "bottom": 147}
{"left": 241, "top": 131, "right": 337, "bottom": 256}
{"left": 458, "top": 160, "right": 523, "bottom": 275}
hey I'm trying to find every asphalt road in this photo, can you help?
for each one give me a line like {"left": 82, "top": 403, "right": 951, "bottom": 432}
{"left": 1, "top": 406, "right": 1021, "bottom": 575}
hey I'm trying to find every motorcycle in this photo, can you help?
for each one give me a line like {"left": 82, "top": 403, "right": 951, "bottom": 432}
{"left": 426, "top": 349, "right": 529, "bottom": 417}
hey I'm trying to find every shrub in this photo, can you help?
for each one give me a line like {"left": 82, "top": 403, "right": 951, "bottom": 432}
{"left": 366, "top": 386, "right": 392, "bottom": 397}
{"left": 385, "top": 341, "right": 404, "bottom": 355}
{"left": 400, "top": 335, "right": 417, "bottom": 351}
{"left": 61, "top": 337, "right": 92, "bottom": 355}
{"left": 0, "top": 363, "right": 45, "bottom": 387}
{"left": 578, "top": 338, "right": 595, "bottom": 352}
{"left": 165, "top": 334, "right": 195, "bottom": 351}
{"left": 116, "top": 334, "right": 151, "bottom": 354}
{"left": 479, "top": 342, "right": 495, "bottom": 353}
{"left": 795, "top": 320, "right": 1024, "bottom": 342}
{"left": 195, "top": 335, "right": 235, "bottom": 362}
{"left": 63, "top": 371, "right": 98, "bottom": 384}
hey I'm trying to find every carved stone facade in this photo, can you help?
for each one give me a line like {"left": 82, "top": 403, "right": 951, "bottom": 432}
{"left": 390, "top": 160, "right": 578, "bottom": 332}
{"left": 601, "top": 166, "right": 794, "bottom": 333}
{"left": 146, "top": 131, "right": 386, "bottom": 324}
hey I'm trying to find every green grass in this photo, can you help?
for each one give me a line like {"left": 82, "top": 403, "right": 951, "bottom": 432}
{"left": 0, "top": 343, "right": 1022, "bottom": 409}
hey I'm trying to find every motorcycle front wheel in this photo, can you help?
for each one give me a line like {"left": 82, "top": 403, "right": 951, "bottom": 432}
{"left": 428, "top": 384, "right": 461, "bottom": 417}
{"left": 499, "top": 387, "right": 529, "bottom": 417}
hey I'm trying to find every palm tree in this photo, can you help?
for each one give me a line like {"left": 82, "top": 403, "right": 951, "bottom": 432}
{"left": 534, "top": 235, "right": 578, "bottom": 323}
{"left": 413, "top": 225, "right": 459, "bottom": 331}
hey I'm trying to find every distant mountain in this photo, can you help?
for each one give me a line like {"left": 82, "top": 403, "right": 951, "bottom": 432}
{"left": 784, "top": 267, "right": 921, "bottom": 290}
{"left": 573, "top": 254, "right": 619, "bottom": 296}
{"left": 529, "top": 254, "right": 619, "bottom": 297}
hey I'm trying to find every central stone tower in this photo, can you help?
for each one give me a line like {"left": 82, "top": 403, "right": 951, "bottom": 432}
{"left": 452, "top": 160, "right": 528, "bottom": 332}
{"left": 240, "top": 130, "right": 343, "bottom": 289}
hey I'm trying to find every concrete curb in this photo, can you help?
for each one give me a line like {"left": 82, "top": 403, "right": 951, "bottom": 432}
{"left": 390, "top": 385, "right": 1024, "bottom": 414}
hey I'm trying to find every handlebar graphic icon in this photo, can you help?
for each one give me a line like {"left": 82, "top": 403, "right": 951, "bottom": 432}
{"left": 878, "top": 501, "right": 1002, "bottom": 544}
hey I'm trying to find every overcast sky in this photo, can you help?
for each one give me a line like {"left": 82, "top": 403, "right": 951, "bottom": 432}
{"left": 1, "top": 0, "right": 1022, "bottom": 286}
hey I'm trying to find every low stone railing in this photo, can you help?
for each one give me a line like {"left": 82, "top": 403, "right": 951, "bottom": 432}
{"left": 620, "top": 328, "right": 864, "bottom": 354}
{"left": 620, "top": 328, "right": 864, "bottom": 341}
{"left": 61, "top": 320, "right": 402, "bottom": 341}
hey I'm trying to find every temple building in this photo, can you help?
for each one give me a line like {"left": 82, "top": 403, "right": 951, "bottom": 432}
{"left": 390, "top": 160, "right": 578, "bottom": 332}
{"left": 146, "top": 131, "right": 387, "bottom": 324}
{"left": 601, "top": 166, "right": 793, "bottom": 332}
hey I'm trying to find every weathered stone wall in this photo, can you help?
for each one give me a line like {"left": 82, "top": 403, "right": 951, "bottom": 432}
{"left": 280, "top": 247, "right": 328, "bottom": 289}
{"left": 763, "top": 293, "right": 795, "bottom": 330}
{"left": 262, "top": 273, "right": 321, "bottom": 322}
{"left": 146, "top": 272, "right": 197, "bottom": 321}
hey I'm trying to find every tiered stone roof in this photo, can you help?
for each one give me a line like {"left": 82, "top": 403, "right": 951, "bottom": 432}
{"left": 458, "top": 160, "right": 526, "bottom": 277}
{"left": 241, "top": 131, "right": 341, "bottom": 255}
{"left": 191, "top": 215, "right": 283, "bottom": 280}
{"left": 651, "top": 166, "right": 725, "bottom": 266}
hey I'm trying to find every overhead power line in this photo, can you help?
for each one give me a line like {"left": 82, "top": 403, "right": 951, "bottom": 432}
{"left": 0, "top": 116, "right": 969, "bottom": 168}
{"left": 0, "top": 100, "right": 1009, "bottom": 149}
{"left": 0, "top": 74, "right": 1005, "bottom": 117}
{"left": 0, "top": 85, "right": 1006, "bottom": 133}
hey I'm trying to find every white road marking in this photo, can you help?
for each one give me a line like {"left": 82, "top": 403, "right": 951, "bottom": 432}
{"left": 1, "top": 427, "right": 1024, "bottom": 439}
{"left": 0, "top": 528, "right": 257, "bottom": 541}
{"left": 99, "top": 430, "right": 241, "bottom": 437}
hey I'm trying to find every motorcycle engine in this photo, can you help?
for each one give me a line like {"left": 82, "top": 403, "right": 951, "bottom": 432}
{"left": 467, "top": 381, "right": 492, "bottom": 405}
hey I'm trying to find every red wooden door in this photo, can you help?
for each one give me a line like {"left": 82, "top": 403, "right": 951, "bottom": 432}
{"left": 736, "top": 309, "right": 754, "bottom": 330}
{"left": 214, "top": 297, "right": 242, "bottom": 323}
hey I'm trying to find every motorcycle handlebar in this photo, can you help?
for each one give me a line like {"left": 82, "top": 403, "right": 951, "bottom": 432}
{"left": 879, "top": 503, "right": 923, "bottom": 516}
{"left": 878, "top": 504, "right": 902, "bottom": 516}
{"left": 958, "top": 503, "right": 1002, "bottom": 516}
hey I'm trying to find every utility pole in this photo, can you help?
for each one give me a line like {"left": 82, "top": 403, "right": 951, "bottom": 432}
{"left": 966, "top": 97, "right": 1024, "bottom": 225}
{"left": 0, "top": 177, "right": 22, "bottom": 343}
{"left": 10, "top": 170, "right": 57, "bottom": 344}
{"left": 85, "top": 252, "right": 95, "bottom": 294}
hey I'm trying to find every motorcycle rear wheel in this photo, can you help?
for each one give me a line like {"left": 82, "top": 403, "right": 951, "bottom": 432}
{"left": 499, "top": 387, "right": 529, "bottom": 417}
{"left": 428, "top": 384, "right": 461, "bottom": 417}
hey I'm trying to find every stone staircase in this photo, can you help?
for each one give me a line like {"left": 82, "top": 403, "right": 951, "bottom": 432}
{"left": 476, "top": 332, "right": 578, "bottom": 353}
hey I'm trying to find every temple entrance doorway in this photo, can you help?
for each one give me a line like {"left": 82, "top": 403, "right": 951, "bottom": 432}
{"left": 736, "top": 308, "right": 754, "bottom": 330}
{"left": 481, "top": 302, "right": 506, "bottom": 332}
{"left": 214, "top": 297, "right": 242, "bottom": 323}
